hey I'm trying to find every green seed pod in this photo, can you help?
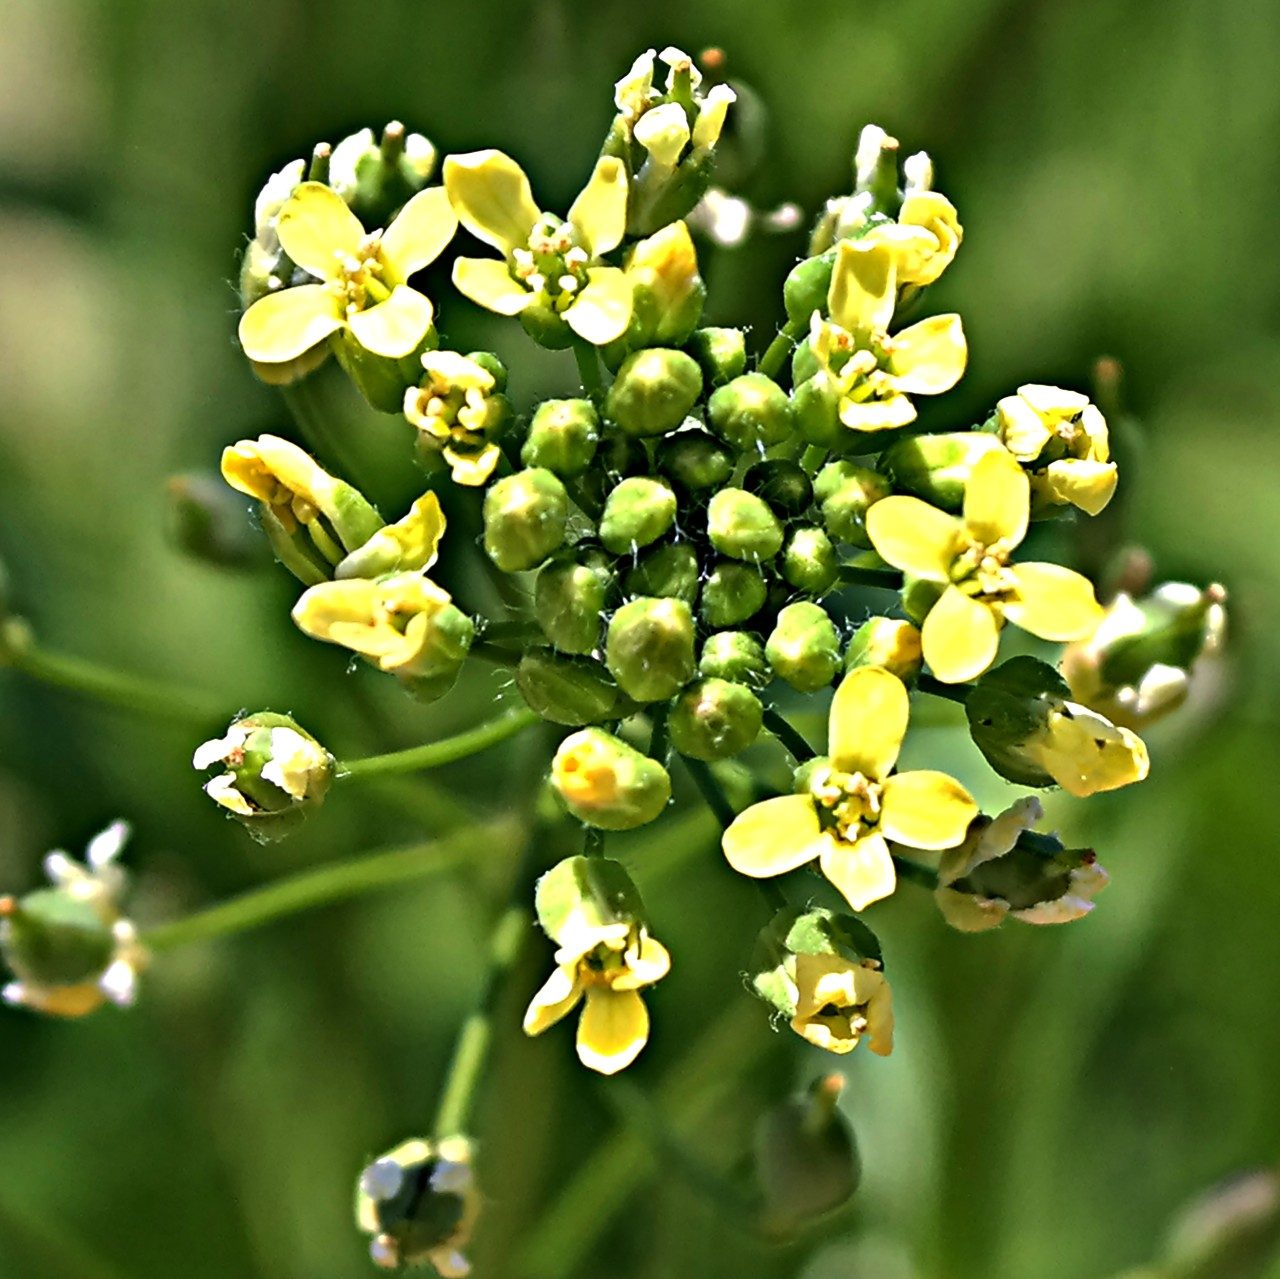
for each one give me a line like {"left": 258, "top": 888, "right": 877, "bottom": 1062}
{"left": 656, "top": 430, "right": 735, "bottom": 494}
{"left": 813, "top": 461, "right": 891, "bottom": 546}
{"left": 516, "top": 651, "right": 632, "bottom": 726}
{"left": 700, "top": 561, "right": 768, "bottom": 628}
{"left": 166, "top": 473, "right": 272, "bottom": 571}
{"left": 625, "top": 542, "right": 700, "bottom": 605}
{"left": 844, "top": 617, "right": 923, "bottom": 680}
{"left": 599, "top": 478, "right": 678, "bottom": 554}
{"left": 521, "top": 398, "right": 600, "bottom": 477}
{"left": 790, "top": 374, "right": 842, "bottom": 449}
{"left": 767, "top": 602, "right": 841, "bottom": 692}
{"left": 669, "top": 678, "right": 763, "bottom": 761}
{"left": 687, "top": 327, "right": 747, "bottom": 388}
{"left": 482, "top": 468, "right": 569, "bottom": 572}
{"left": 781, "top": 526, "right": 839, "bottom": 595}
{"left": 783, "top": 251, "right": 836, "bottom": 325}
{"left": 535, "top": 553, "right": 614, "bottom": 654}
{"left": 700, "top": 631, "right": 770, "bottom": 688}
{"left": 707, "top": 373, "right": 794, "bottom": 452}
{"left": 707, "top": 488, "right": 785, "bottom": 563}
{"left": 881, "top": 432, "right": 1006, "bottom": 512}
{"left": 744, "top": 459, "right": 814, "bottom": 517}
{"left": 605, "top": 348, "right": 703, "bottom": 437}
{"left": 551, "top": 731, "right": 672, "bottom": 830}
{"left": 605, "top": 597, "right": 696, "bottom": 703}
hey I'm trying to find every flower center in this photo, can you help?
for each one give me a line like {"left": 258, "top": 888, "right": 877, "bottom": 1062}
{"left": 811, "top": 766, "right": 882, "bottom": 838}
{"left": 952, "top": 535, "right": 1016, "bottom": 600}
{"left": 512, "top": 216, "right": 590, "bottom": 311}
{"left": 329, "top": 232, "right": 393, "bottom": 316}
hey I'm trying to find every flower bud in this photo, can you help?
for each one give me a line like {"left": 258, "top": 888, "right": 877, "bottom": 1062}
{"left": 599, "top": 477, "right": 678, "bottom": 554}
{"left": 813, "top": 460, "right": 890, "bottom": 546}
{"left": 700, "top": 631, "right": 769, "bottom": 688}
{"left": 844, "top": 617, "right": 922, "bottom": 680}
{"left": 335, "top": 331, "right": 438, "bottom": 414}
{"left": 656, "top": 429, "right": 735, "bottom": 493}
{"left": 550, "top": 731, "right": 671, "bottom": 830}
{"left": 535, "top": 553, "right": 614, "bottom": 654}
{"left": 482, "top": 468, "right": 569, "bottom": 572}
{"left": 606, "top": 348, "right": 703, "bottom": 437}
{"left": 605, "top": 597, "right": 697, "bottom": 702}
{"left": 707, "top": 373, "right": 794, "bottom": 452}
{"left": 521, "top": 398, "right": 601, "bottom": 477}
{"left": 687, "top": 326, "right": 747, "bottom": 388}
{"left": 669, "top": 677, "right": 763, "bottom": 761}
{"left": 880, "top": 432, "right": 1006, "bottom": 512}
{"left": 165, "top": 473, "right": 272, "bottom": 571}
{"left": 783, "top": 252, "right": 836, "bottom": 326}
{"left": 624, "top": 541, "right": 700, "bottom": 604}
{"left": 767, "top": 602, "right": 841, "bottom": 692}
{"left": 605, "top": 220, "right": 706, "bottom": 363}
{"left": 329, "top": 121, "right": 439, "bottom": 227}
{"left": 239, "top": 156, "right": 307, "bottom": 310}
{"left": 780, "top": 526, "right": 838, "bottom": 595}
{"left": 356, "top": 1135, "right": 477, "bottom": 1276}
{"left": 517, "top": 652, "right": 633, "bottom": 726}
{"left": 334, "top": 492, "right": 446, "bottom": 581}
{"left": 193, "top": 712, "right": 333, "bottom": 841}
{"left": 707, "top": 488, "right": 784, "bottom": 562}
{"left": 700, "top": 560, "right": 767, "bottom": 628}
{"left": 744, "top": 459, "right": 813, "bottom": 517}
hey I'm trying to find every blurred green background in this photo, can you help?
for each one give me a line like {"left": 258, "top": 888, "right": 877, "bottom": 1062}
{"left": 3, "top": 1, "right": 1280, "bottom": 1276}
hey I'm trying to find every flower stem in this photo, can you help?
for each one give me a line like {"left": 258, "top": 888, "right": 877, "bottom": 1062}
{"left": 756, "top": 316, "right": 807, "bottom": 382}
{"left": 572, "top": 340, "right": 605, "bottom": 405}
{"left": 336, "top": 707, "right": 538, "bottom": 781}
{"left": 836, "top": 564, "right": 904, "bottom": 591}
{"left": 891, "top": 853, "right": 939, "bottom": 890}
{"left": 280, "top": 375, "right": 377, "bottom": 498}
{"left": 916, "top": 673, "right": 973, "bottom": 705}
{"left": 582, "top": 827, "right": 606, "bottom": 858}
{"left": 470, "top": 640, "right": 522, "bottom": 669}
{"left": 761, "top": 707, "right": 815, "bottom": 762}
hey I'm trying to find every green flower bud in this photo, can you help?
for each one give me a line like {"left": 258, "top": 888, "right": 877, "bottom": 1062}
{"left": 881, "top": 432, "right": 1006, "bottom": 512}
{"left": 166, "top": 473, "right": 271, "bottom": 571}
{"left": 744, "top": 459, "right": 813, "bottom": 516}
{"left": 699, "top": 631, "right": 770, "bottom": 688}
{"left": 781, "top": 526, "right": 838, "bottom": 595}
{"left": 605, "top": 597, "right": 696, "bottom": 703}
{"left": 519, "top": 299, "right": 577, "bottom": 351}
{"left": 535, "top": 553, "right": 614, "bottom": 654}
{"left": 606, "top": 348, "right": 703, "bottom": 437}
{"left": 534, "top": 853, "right": 648, "bottom": 939}
{"left": 767, "top": 602, "right": 841, "bottom": 692}
{"left": 2, "top": 892, "right": 116, "bottom": 996}
{"left": 599, "top": 477, "right": 678, "bottom": 554}
{"left": 604, "top": 221, "right": 706, "bottom": 365}
{"left": 900, "top": 574, "right": 944, "bottom": 625}
{"left": 193, "top": 712, "right": 333, "bottom": 842}
{"left": 625, "top": 542, "right": 700, "bottom": 605}
{"left": 707, "top": 373, "right": 794, "bottom": 451}
{"left": 521, "top": 398, "right": 600, "bottom": 477}
{"left": 783, "top": 251, "right": 835, "bottom": 325}
{"left": 844, "top": 617, "right": 922, "bottom": 680}
{"left": 482, "top": 468, "right": 569, "bottom": 572}
{"left": 516, "top": 652, "right": 633, "bottom": 726}
{"left": 707, "top": 488, "right": 785, "bottom": 562}
{"left": 789, "top": 373, "right": 843, "bottom": 449}
{"left": 813, "top": 461, "right": 891, "bottom": 546}
{"left": 668, "top": 678, "right": 763, "bottom": 761}
{"left": 687, "top": 327, "right": 747, "bottom": 388}
{"left": 656, "top": 430, "right": 735, "bottom": 494}
{"left": 550, "top": 733, "right": 671, "bottom": 830}
{"left": 700, "top": 560, "right": 768, "bottom": 628}
{"left": 329, "top": 121, "right": 438, "bottom": 228}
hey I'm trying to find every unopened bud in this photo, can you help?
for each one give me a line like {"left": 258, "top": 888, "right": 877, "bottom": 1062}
{"left": 668, "top": 677, "right": 763, "bottom": 761}
{"left": 881, "top": 432, "right": 1005, "bottom": 512}
{"left": 783, "top": 252, "right": 836, "bottom": 326}
{"left": 534, "top": 853, "right": 647, "bottom": 939}
{"left": 619, "top": 220, "right": 706, "bottom": 353}
{"left": 517, "top": 652, "right": 633, "bottom": 726}
{"left": 482, "top": 468, "right": 570, "bottom": 572}
{"left": 844, "top": 617, "right": 922, "bottom": 680}
{"left": 329, "top": 122, "right": 439, "bottom": 227}
{"left": 767, "top": 602, "right": 841, "bottom": 692}
{"left": 700, "top": 560, "right": 767, "bottom": 628}
{"left": 707, "top": 488, "right": 784, "bottom": 562}
{"left": 625, "top": 541, "right": 701, "bottom": 604}
{"left": 521, "top": 398, "right": 600, "bottom": 476}
{"left": 535, "top": 553, "right": 614, "bottom": 654}
{"left": 700, "top": 631, "right": 770, "bottom": 688}
{"left": 605, "top": 597, "right": 697, "bottom": 702}
{"left": 707, "top": 373, "right": 794, "bottom": 451}
{"left": 656, "top": 429, "right": 735, "bottom": 493}
{"left": 744, "top": 459, "right": 813, "bottom": 516}
{"left": 606, "top": 348, "right": 703, "bottom": 437}
{"left": 813, "top": 461, "right": 891, "bottom": 546}
{"left": 687, "top": 326, "right": 747, "bottom": 388}
{"left": 599, "top": 477, "right": 678, "bottom": 554}
{"left": 550, "top": 730, "right": 671, "bottom": 830}
{"left": 781, "top": 527, "right": 838, "bottom": 595}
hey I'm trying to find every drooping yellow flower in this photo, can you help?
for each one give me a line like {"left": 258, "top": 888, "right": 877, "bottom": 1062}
{"left": 807, "top": 238, "right": 967, "bottom": 432}
{"left": 789, "top": 953, "right": 894, "bottom": 1056}
{"left": 238, "top": 181, "right": 457, "bottom": 366}
{"left": 1022, "top": 699, "right": 1150, "bottom": 798}
{"left": 523, "top": 918, "right": 671, "bottom": 1075}
{"left": 866, "top": 448, "right": 1104, "bottom": 683}
{"left": 443, "top": 150, "right": 632, "bottom": 345}
{"left": 403, "top": 351, "right": 505, "bottom": 487}
{"left": 861, "top": 190, "right": 963, "bottom": 288}
{"left": 723, "top": 666, "right": 977, "bottom": 911}
{"left": 994, "top": 384, "right": 1118, "bottom": 516}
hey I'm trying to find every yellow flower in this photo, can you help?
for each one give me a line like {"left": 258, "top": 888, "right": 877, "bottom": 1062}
{"left": 1023, "top": 699, "right": 1150, "bottom": 798}
{"left": 808, "top": 238, "right": 967, "bottom": 432}
{"left": 404, "top": 351, "right": 505, "bottom": 487}
{"left": 333, "top": 491, "right": 447, "bottom": 580}
{"left": 443, "top": 149, "right": 633, "bottom": 345}
{"left": 523, "top": 918, "right": 671, "bottom": 1075}
{"left": 237, "top": 180, "right": 457, "bottom": 366}
{"left": 613, "top": 47, "right": 736, "bottom": 154}
{"left": 994, "top": 384, "right": 1118, "bottom": 516}
{"left": 789, "top": 953, "right": 894, "bottom": 1056}
{"left": 861, "top": 190, "right": 963, "bottom": 287}
{"left": 866, "top": 448, "right": 1104, "bottom": 683}
{"left": 722, "top": 666, "right": 977, "bottom": 911}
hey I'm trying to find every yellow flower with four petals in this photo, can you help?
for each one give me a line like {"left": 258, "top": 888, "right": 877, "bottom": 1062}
{"left": 860, "top": 190, "right": 963, "bottom": 288}
{"left": 403, "top": 351, "right": 506, "bottom": 487}
{"left": 789, "top": 953, "right": 894, "bottom": 1056}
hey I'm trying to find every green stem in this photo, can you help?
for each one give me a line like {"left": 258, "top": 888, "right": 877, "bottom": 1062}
{"left": 837, "top": 564, "right": 904, "bottom": 591}
{"left": 142, "top": 825, "right": 505, "bottom": 953}
{"left": 572, "top": 341, "right": 605, "bottom": 405}
{"left": 470, "top": 640, "right": 522, "bottom": 669}
{"left": 480, "top": 619, "right": 541, "bottom": 648}
{"left": 891, "top": 853, "right": 939, "bottom": 890}
{"left": 648, "top": 702, "right": 670, "bottom": 766}
{"left": 757, "top": 316, "right": 807, "bottom": 382}
{"left": 761, "top": 707, "right": 815, "bottom": 762}
{"left": 582, "top": 827, "right": 606, "bottom": 858}
{"left": 336, "top": 708, "right": 537, "bottom": 781}
{"left": 280, "top": 377, "right": 374, "bottom": 496}
{"left": 916, "top": 673, "right": 973, "bottom": 705}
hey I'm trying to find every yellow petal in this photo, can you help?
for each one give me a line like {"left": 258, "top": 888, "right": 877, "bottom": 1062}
{"left": 567, "top": 156, "right": 629, "bottom": 256}
{"left": 1019, "top": 382, "right": 1090, "bottom": 418}
{"left": 346, "top": 285, "right": 434, "bottom": 358}
{"left": 275, "top": 181, "right": 365, "bottom": 279}
{"left": 452, "top": 256, "right": 532, "bottom": 315}
{"left": 443, "top": 149, "right": 541, "bottom": 254}
{"left": 444, "top": 443, "right": 501, "bottom": 487}
{"left": 613, "top": 935, "right": 672, "bottom": 991}
{"left": 722, "top": 794, "right": 827, "bottom": 877}
{"left": 865, "top": 496, "right": 961, "bottom": 581}
{"left": 379, "top": 185, "right": 458, "bottom": 281}
{"left": 886, "top": 314, "right": 967, "bottom": 395}
{"left": 633, "top": 102, "right": 691, "bottom": 169}
{"left": 1003, "top": 563, "right": 1104, "bottom": 641}
{"left": 922, "top": 585, "right": 1002, "bottom": 683}
{"left": 879, "top": 769, "right": 978, "bottom": 849}
{"left": 828, "top": 238, "right": 897, "bottom": 336}
{"left": 1038, "top": 459, "right": 1118, "bottom": 516}
{"left": 565, "top": 267, "right": 633, "bottom": 345}
{"left": 692, "top": 83, "right": 735, "bottom": 149}
{"left": 820, "top": 831, "right": 897, "bottom": 911}
{"left": 522, "top": 964, "right": 584, "bottom": 1036}
{"left": 335, "top": 492, "right": 445, "bottom": 579}
{"left": 1029, "top": 704, "right": 1150, "bottom": 798}
{"left": 995, "top": 393, "right": 1054, "bottom": 459}
{"left": 828, "top": 665, "right": 908, "bottom": 780}
{"left": 838, "top": 392, "right": 917, "bottom": 432}
{"left": 963, "top": 448, "right": 1029, "bottom": 549}
{"left": 577, "top": 988, "right": 649, "bottom": 1075}
{"left": 237, "top": 285, "right": 342, "bottom": 363}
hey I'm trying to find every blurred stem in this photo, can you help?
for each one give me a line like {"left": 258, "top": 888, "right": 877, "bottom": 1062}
{"left": 892, "top": 853, "right": 939, "bottom": 890}
{"left": 762, "top": 706, "right": 815, "bottom": 762}
{"left": 837, "top": 564, "right": 903, "bottom": 590}
{"left": 572, "top": 340, "right": 605, "bottom": 404}
{"left": 757, "top": 316, "right": 806, "bottom": 382}
{"left": 142, "top": 824, "right": 507, "bottom": 953}
{"left": 916, "top": 673, "right": 972, "bottom": 705}
{"left": 481, "top": 620, "right": 543, "bottom": 647}
{"left": 648, "top": 702, "right": 670, "bottom": 764}
{"left": 280, "top": 375, "right": 377, "bottom": 499}
{"left": 336, "top": 707, "right": 538, "bottom": 780}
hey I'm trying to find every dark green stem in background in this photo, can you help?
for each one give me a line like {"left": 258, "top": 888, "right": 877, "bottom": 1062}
{"left": 280, "top": 376, "right": 376, "bottom": 497}
{"left": 336, "top": 707, "right": 537, "bottom": 780}
{"left": 762, "top": 707, "right": 815, "bottom": 762}
{"left": 837, "top": 564, "right": 904, "bottom": 591}
{"left": 891, "top": 854, "right": 939, "bottom": 890}
{"left": 916, "top": 673, "right": 973, "bottom": 705}
{"left": 582, "top": 826, "right": 606, "bottom": 858}
{"left": 757, "top": 316, "right": 807, "bottom": 382}
{"left": 572, "top": 341, "right": 605, "bottom": 405}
